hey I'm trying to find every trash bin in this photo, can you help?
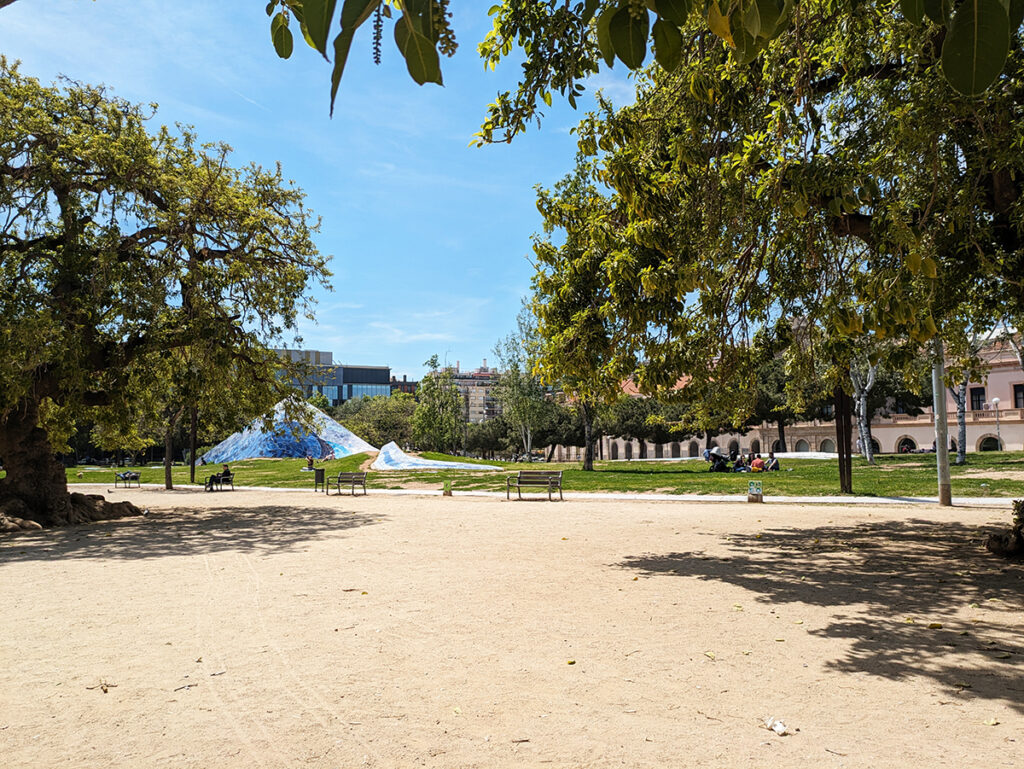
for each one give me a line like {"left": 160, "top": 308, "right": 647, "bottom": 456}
{"left": 313, "top": 467, "right": 326, "bottom": 493}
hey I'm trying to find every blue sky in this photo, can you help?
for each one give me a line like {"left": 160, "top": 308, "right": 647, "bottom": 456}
{"left": 3, "top": 0, "right": 633, "bottom": 379}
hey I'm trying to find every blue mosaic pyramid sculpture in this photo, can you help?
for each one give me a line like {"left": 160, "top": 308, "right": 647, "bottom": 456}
{"left": 202, "top": 401, "right": 376, "bottom": 463}
{"left": 370, "top": 441, "right": 500, "bottom": 471}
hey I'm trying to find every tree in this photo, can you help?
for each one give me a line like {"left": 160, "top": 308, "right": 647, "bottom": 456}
{"left": 242, "top": 1, "right": 1021, "bottom": 126}
{"left": 412, "top": 355, "right": 463, "bottom": 453}
{"left": 531, "top": 162, "right": 632, "bottom": 471}
{"left": 0, "top": 63, "right": 328, "bottom": 528}
{"left": 332, "top": 392, "right": 416, "bottom": 447}
{"left": 307, "top": 390, "right": 331, "bottom": 410}
{"left": 493, "top": 311, "right": 551, "bottom": 458}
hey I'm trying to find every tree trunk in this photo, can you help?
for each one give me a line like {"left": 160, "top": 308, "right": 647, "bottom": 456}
{"left": 833, "top": 386, "right": 853, "bottom": 494}
{"left": 931, "top": 337, "right": 952, "bottom": 506}
{"left": 581, "top": 401, "right": 595, "bottom": 472}
{"left": 164, "top": 427, "right": 175, "bottom": 490}
{"left": 776, "top": 421, "right": 787, "bottom": 453}
{"left": 948, "top": 379, "right": 968, "bottom": 465}
{"left": 0, "top": 399, "right": 140, "bottom": 529}
{"left": 189, "top": 405, "right": 198, "bottom": 483}
{"left": 546, "top": 444, "right": 555, "bottom": 462}
{"left": 850, "top": 362, "right": 877, "bottom": 464}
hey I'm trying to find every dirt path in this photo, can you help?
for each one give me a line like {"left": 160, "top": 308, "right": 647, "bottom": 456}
{"left": 1, "top": 489, "right": 1021, "bottom": 767}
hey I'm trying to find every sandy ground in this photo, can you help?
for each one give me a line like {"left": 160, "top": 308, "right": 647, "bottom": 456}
{"left": 1, "top": 489, "right": 1022, "bottom": 768}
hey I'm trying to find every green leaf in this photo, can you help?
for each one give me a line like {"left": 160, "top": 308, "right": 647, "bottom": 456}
{"left": 271, "top": 14, "right": 294, "bottom": 59}
{"left": 610, "top": 6, "right": 649, "bottom": 69}
{"left": 654, "top": 0, "right": 692, "bottom": 26}
{"left": 329, "top": 29, "right": 356, "bottom": 116}
{"left": 941, "top": 0, "right": 1010, "bottom": 95}
{"left": 303, "top": 0, "right": 337, "bottom": 56}
{"left": 707, "top": 0, "right": 734, "bottom": 46}
{"left": 744, "top": 0, "right": 782, "bottom": 39}
{"left": 900, "top": 0, "right": 926, "bottom": 24}
{"left": 341, "top": 0, "right": 379, "bottom": 29}
{"left": 266, "top": 1, "right": 277, "bottom": 17}
{"left": 923, "top": 0, "right": 952, "bottom": 24}
{"left": 1009, "top": 0, "right": 1024, "bottom": 27}
{"left": 395, "top": 16, "right": 443, "bottom": 85}
{"left": 652, "top": 18, "right": 683, "bottom": 71}
{"left": 582, "top": 0, "right": 602, "bottom": 23}
{"left": 596, "top": 6, "right": 618, "bottom": 68}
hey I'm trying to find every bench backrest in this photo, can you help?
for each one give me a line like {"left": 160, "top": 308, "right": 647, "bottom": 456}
{"left": 517, "top": 470, "right": 562, "bottom": 480}
{"left": 336, "top": 472, "right": 367, "bottom": 481}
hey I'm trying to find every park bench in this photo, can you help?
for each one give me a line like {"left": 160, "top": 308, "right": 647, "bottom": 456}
{"left": 205, "top": 471, "right": 234, "bottom": 491}
{"left": 507, "top": 470, "right": 563, "bottom": 501}
{"left": 114, "top": 471, "right": 140, "bottom": 488}
{"left": 332, "top": 471, "right": 367, "bottom": 496}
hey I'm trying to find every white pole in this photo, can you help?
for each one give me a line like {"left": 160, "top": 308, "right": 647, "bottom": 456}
{"left": 931, "top": 336, "right": 952, "bottom": 506}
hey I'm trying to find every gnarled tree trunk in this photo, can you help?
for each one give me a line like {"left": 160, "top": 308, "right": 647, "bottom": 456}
{"left": 0, "top": 399, "right": 140, "bottom": 530}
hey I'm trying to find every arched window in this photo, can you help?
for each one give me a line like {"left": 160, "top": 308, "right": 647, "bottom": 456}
{"left": 897, "top": 437, "right": 917, "bottom": 453}
{"left": 979, "top": 436, "right": 1001, "bottom": 451}
{"left": 794, "top": 439, "right": 810, "bottom": 452}
{"left": 772, "top": 440, "right": 784, "bottom": 452}
{"left": 728, "top": 439, "right": 740, "bottom": 455}
{"left": 654, "top": 444, "right": 663, "bottom": 458}
{"left": 687, "top": 441, "right": 698, "bottom": 458}
{"left": 624, "top": 442, "right": 633, "bottom": 460}
{"left": 819, "top": 438, "right": 836, "bottom": 453}
{"left": 750, "top": 439, "right": 761, "bottom": 454}
{"left": 672, "top": 442, "right": 682, "bottom": 458}
{"left": 870, "top": 438, "right": 881, "bottom": 454}
{"left": 610, "top": 442, "right": 619, "bottom": 460}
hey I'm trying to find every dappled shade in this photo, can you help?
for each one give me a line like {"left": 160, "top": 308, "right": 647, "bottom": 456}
{"left": 617, "top": 518, "right": 1024, "bottom": 712}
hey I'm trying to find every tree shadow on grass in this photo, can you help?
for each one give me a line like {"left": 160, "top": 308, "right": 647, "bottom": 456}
{"left": 0, "top": 504, "right": 381, "bottom": 563}
{"left": 617, "top": 518, "right": 1024, "bottom": 712}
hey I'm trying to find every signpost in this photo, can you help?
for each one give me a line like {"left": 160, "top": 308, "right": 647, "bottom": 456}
{"left": 747, "top": 479, "right": 763, "bottom": 503}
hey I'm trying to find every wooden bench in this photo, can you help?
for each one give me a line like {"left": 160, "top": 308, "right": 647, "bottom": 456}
{"left": 205, "top": 471, "right": 234, "bottom": 491}
{"left": 332, "top": 471, "right": 367, "bottom": 496}
{"left": 507, "top": 470, "right": 563, "bottom": 501}
{"left": 114, "top": 471, "right": 140, "bottom": 488}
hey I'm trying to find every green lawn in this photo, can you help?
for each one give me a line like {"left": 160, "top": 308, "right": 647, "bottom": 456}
{"left": 65, "top": 451, "right": 1024, "bottom": 498}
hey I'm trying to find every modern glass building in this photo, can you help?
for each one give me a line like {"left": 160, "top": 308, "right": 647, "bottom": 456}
{"left": 277, "top": 350, "right": 391, "bottom": 406}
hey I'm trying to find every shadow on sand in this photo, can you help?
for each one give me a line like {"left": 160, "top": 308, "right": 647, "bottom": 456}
{"left": 0, "top": 504, "right": 380, "bottom": 563}
{"left": 617, "top": 518, "right": 1024, "bottom": 712}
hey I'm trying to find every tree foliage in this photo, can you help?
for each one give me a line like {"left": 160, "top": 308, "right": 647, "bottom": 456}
{"left": 332, "top": 392, "right": 417, "bottom": 447}
{"left": 250, "top": 1, "right": 1023, "bottom": 137}
{"left": 0, "top": 62, "right": 329, "bottom": 527}
{"left": 412, "top": 355, "right": 464, "bottom": 453}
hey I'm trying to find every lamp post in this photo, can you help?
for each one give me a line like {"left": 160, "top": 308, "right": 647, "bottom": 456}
{"left": 992, "top": 397, "right": 1001, "bottom": 450}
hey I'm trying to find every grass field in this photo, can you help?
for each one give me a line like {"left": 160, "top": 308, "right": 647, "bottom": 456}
{"left": 66, "top": 450, "right": 1024, "bottom": 498}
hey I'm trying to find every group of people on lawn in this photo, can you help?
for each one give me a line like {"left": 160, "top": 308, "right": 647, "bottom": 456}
{"left": 705, "top": 447, "right": 779, "bottom": 473}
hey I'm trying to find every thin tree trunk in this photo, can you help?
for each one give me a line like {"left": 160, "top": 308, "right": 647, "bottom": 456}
{"left": 931, "top": 337, "right": 952, "bottom": 506}
{"left": 164, "top": 427, "right": 175, "bottom": 490}
{"left": 189, "top": 405, "right": 198, "bottom": 484}
{"left": 776, "top": 421, "right": 787, "bottom": 453}
{"left": 948, "top": 379, "right": 968, "bottom": 465}
{"left": 580, "top": 401, "right": 595, "bottom": 472}
{"left": 833, "top": 386, "right": 853, "bottom": 494}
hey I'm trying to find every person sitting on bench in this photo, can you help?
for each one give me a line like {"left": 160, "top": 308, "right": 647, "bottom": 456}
{"left": 205, "top": 464, "right": 231, "bottom": 491}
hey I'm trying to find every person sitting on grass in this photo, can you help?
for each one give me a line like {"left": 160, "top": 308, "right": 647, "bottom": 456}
{"left": 765, "top": 452, "right": 780, "bottom": 472}
{"left": 750, "top": 454, "right": 765, "bottom": 472}
{"left": 732, "top": 453, "right": 748, "bottom": 472}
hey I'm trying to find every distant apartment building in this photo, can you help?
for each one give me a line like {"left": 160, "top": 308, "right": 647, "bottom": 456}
{"left": 390, "top": 374, "right": 419, "bottom": 395}
{"left": 444, "top": 360, "right": 502, "bottom": 424}
{"left": 277, "top": 349, "right": 391, "bottom": 407}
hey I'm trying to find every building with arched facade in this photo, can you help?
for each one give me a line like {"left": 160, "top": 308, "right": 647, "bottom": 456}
{"left": 545, "top": 335, "right": 1024, "bottom": 461}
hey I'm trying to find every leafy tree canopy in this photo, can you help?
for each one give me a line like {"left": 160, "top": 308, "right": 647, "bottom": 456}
{"left": 250, "top": 0, "right": 1024, "bottom": 138}
{"left": 0, "top": 61, "right": 330, "bottom": 527}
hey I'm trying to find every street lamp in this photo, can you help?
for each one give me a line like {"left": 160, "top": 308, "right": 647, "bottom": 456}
{"left": 992, "top": 397, "right": 1002, "bottom": 450}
